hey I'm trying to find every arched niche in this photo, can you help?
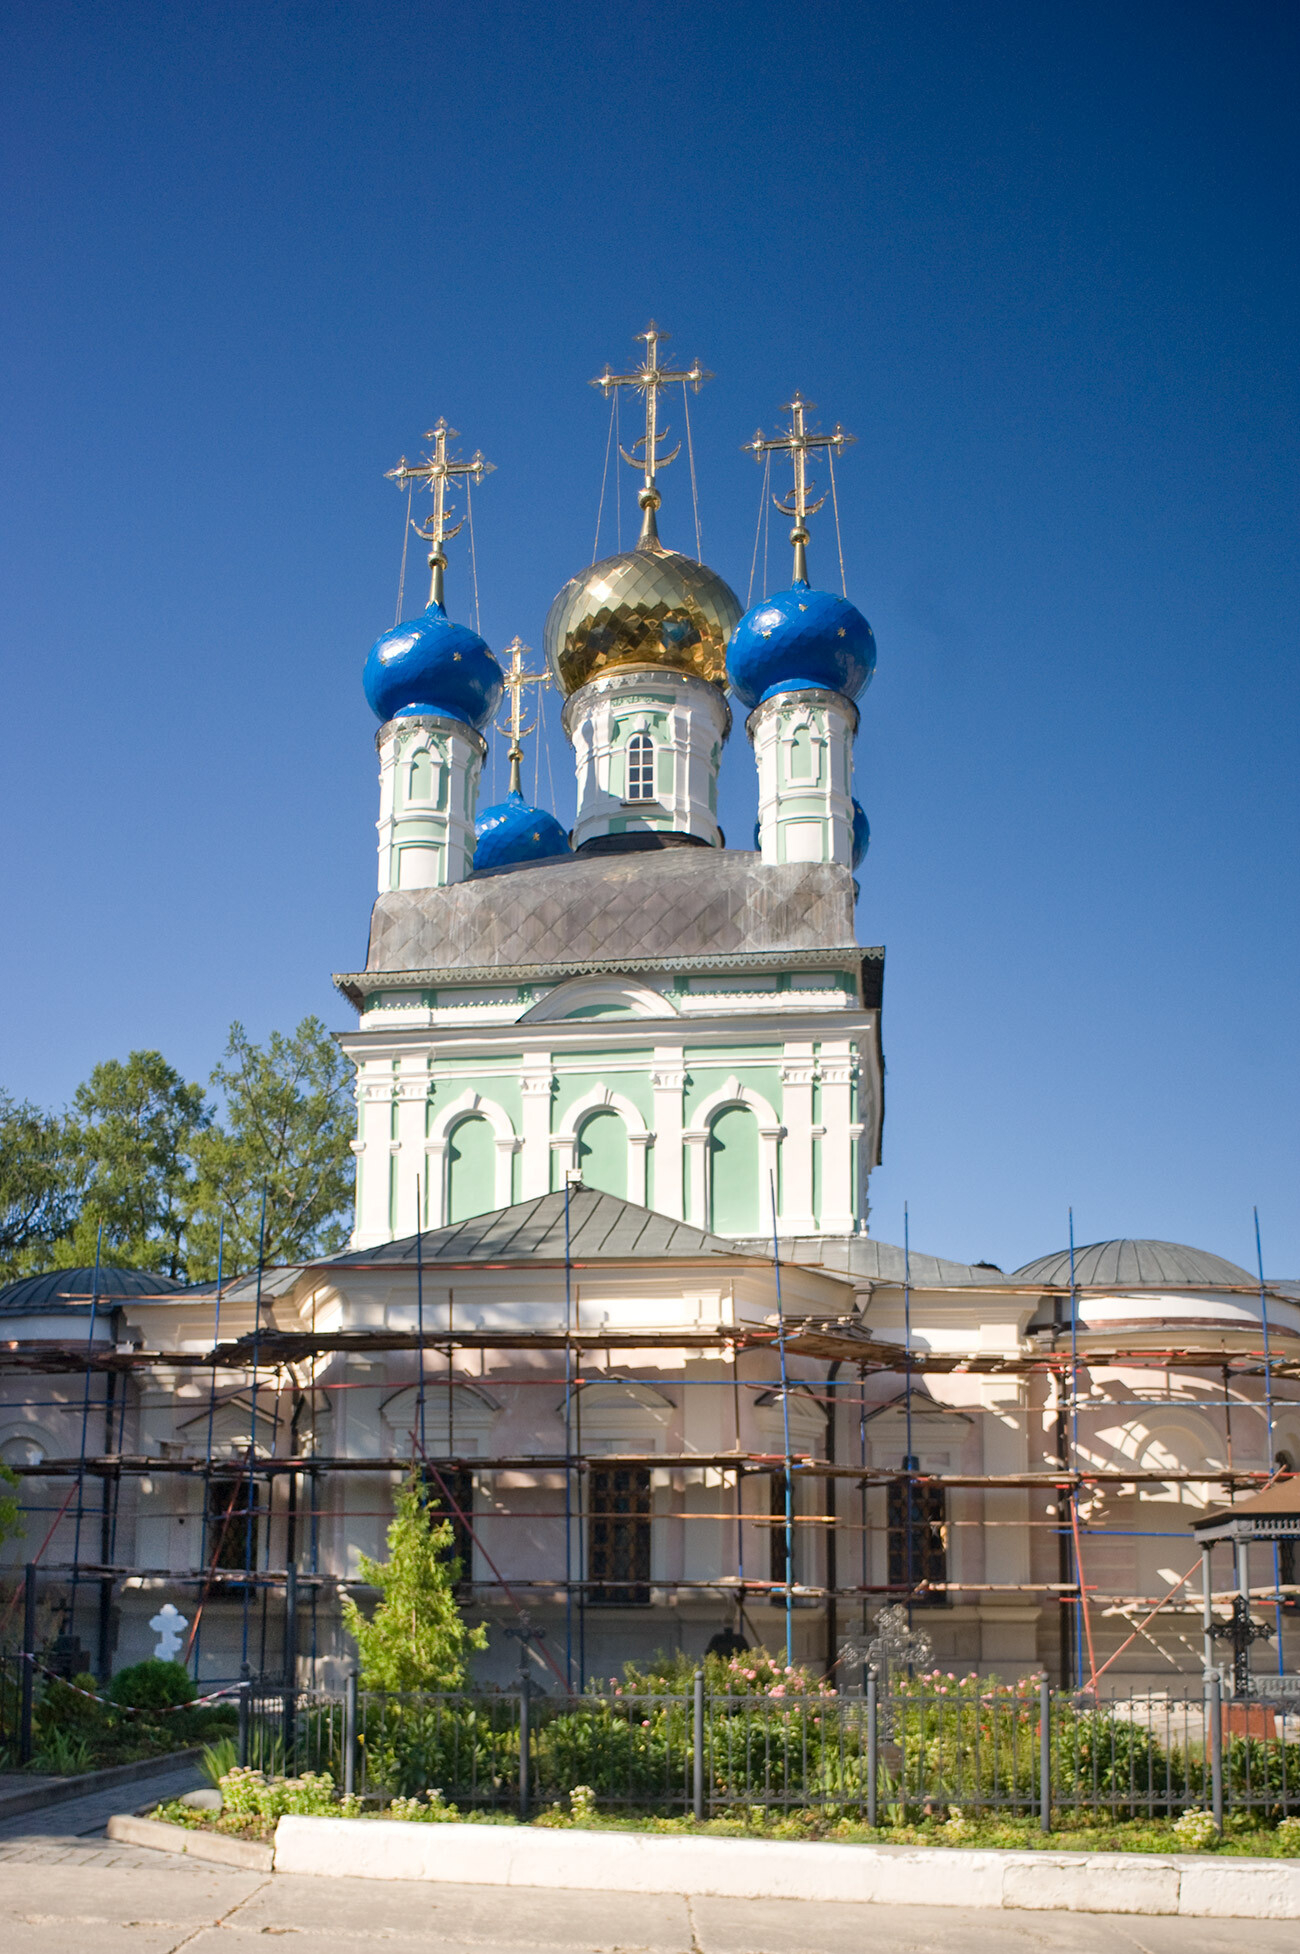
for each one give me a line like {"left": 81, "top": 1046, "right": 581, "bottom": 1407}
{"left": 708, "top": 1104, "right": 760, "bottom": 1235}
{"left": 446, "top": 1114, "right": 496, "bottom": 1225}
{"left": 576, "top": 1108, "right": 629, "bottom": 1200}
{"left": 381, "top": 1382, "right": 501, "bottom": 1456}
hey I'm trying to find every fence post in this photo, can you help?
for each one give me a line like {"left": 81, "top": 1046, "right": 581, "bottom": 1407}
{"left": 866, "top": 1669, "right": 878, "bottom": 1830}
{"left": 1039, "top": 1675, "right": 1051, "bottom": 1834}
{"left": 282, "top": 1566, "right": 297, "bottom": 1774}
{"left": 237, "top": 1663, "right": 252, "bottom": 1768}
{"left": 692, "top": 1669, "right": 705, "bottom": 1821}
{"left": 19, "top": 1562, "right": 36, "bottom": 1765}
{"left": 518, "top": 1671, "right": 531, "bottom": 1822}
{"left": 343, "top": 1669, "right": 358, "bottom": 1799}
{"left": 1208, "top": 1670, "right": 1223, "bottom": 1833}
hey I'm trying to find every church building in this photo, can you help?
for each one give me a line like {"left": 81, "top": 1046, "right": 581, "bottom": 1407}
{"left": 0, "top": 329, "right": 1295, "bottom": 1695}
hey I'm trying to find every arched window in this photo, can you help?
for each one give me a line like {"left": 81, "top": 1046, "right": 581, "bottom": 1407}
{"left": 446, "top": 1115, "right": 496, "bottom": 1225}
{"left": 708, "top": 1104, "right": 760, "bottom": 1235}
{"left": 576, "top": 1109, "right": 628, "bottom": 1199}
{"left": 406, "top": 749, "right": 433, "bottom": 803}
{"left": 626, "top": 731, "right": 655, "bottom": 801}
{"left": 790, "top": 724, "right": 815, "bottom": 780}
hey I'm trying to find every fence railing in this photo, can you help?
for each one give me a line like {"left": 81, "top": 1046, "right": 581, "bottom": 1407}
{"left": 238, "top": 1672, "right": 1300, "bottom": 1831}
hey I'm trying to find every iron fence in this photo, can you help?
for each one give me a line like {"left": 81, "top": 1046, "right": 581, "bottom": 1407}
{"left": 237, "top": 1672, "right": 1300, "bottom": 1831}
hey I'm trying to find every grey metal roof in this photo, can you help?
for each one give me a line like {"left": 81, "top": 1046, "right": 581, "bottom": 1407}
{"left": 1012, "top": 1240, "right": 1256, "bottom": 1288}
{"left": 354, "top": 850, "right": 859, "bottom": 982}
{"left": 321, "top": 1187, "right": 765, "bottom": 1269}
{"left": 744, "top": 1236, "right": 1008, "bottom": 1287}
{"left": 0, "top": 1265, "right": 184, "bottom": 1315}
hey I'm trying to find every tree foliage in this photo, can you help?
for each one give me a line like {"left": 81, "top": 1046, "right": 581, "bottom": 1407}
{"left": 0, "top": 1017, "right": 356, "bottom": 1284}
{"left": 0, "top": 1092, "right": 80, "bottom": 1279}
{"left": 58, "top": 1051, "right": 210, "bottom": 1278}
{"left": 185, "top": 1016, "right": 355, "bottom": 1279}
{"left": 341, "top": 1472, "right": 487, "bottom": 1692}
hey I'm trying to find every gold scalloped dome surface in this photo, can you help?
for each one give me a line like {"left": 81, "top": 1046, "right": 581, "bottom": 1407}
{"left": 544, "top": 540, "right": 742, "bottom": 696}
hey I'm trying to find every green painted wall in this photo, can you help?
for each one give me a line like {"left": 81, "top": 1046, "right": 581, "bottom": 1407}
{"left": 553, "top": 1069, "right": 654, "bottom": 1126}
{"left": 708, "top": 1106, "right": 760, "bottom": 1234}
{"left": 447, "top": 1115, "right": 496, "bottom": 1223}
{"left": 576, "top": 1109, "right": 629, "bottom": 1199}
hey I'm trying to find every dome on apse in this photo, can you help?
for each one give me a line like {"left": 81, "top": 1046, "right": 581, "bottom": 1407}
{"left": 544, "top": 536, "right": 741, "bottom": 697}
{"left": 851, "top": 799, "right": 870, "bottom": 869}
{"left": 726, "top": 580, "right": 876, "bottom": 710}
{"left": 363, "top": 600, "right": 503, "bottom": 730}
{"left": 473, "top": 791, "right": 572, "bottom": 872}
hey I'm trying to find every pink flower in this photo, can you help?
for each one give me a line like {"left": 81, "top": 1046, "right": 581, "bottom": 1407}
{"left": 770, "top": 1684, "right": 786, "bottom": 1698}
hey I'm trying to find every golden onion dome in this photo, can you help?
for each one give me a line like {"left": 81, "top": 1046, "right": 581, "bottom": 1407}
{"left": 544, "top": 526, "right": 742, "bottom": 697}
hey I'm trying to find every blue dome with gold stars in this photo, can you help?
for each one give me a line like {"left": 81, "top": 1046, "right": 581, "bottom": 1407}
{"left": 474, "top": 791, "right": 572, "bottom": 872}
{"left": 363, "top": 600, "right": 503, "bottom": 730}
{"left": 726, "top": 580, "right": 876, "bottom": 710}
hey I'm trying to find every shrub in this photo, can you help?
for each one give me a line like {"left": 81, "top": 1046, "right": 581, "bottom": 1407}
{"left": 218, "top": 1766, "right": 359, "bottom": 1826}
{"left": 1173, "top": 1808, "right": 1219, "bottom": 1849}
{"left": 109, "top": 1660, "right": 196, "bottom": 1712}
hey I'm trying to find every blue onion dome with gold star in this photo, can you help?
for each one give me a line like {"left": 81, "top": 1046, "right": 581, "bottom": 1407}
{"left": 363, "top": 600, "right": 503, "bottom": 730}
{"left": 726, "top": 580, "right": 876, "bottom": 710}
{"left": 474, "top": 790, "right": 572, "bottom": 872}
{"left": 544, "top": 511, "right": 742, "bottom": 696}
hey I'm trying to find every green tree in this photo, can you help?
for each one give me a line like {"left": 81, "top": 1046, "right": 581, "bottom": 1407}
{"left": 341, "top": 1472, "right": 487, "bottom": 1691}
{"left": 57, "top": 1052, "right": 210, "bottom": 1277}
{"left": 0, "top": 1461, "right": 23, "bottom": 1547}
{"left": 0, "top": 1092, "right": 80, "bottom": 1280}
{"left": 185, "top": 1016, "right": 355, "bottom": 1279}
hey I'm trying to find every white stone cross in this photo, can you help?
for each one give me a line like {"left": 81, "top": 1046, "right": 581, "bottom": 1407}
{"left": 149, "top": 1602, "right": 188, "bottom": 1662}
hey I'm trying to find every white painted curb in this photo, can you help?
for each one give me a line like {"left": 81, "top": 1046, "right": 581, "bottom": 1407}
{"left": 270, "top": 1818, "right": 1300, "bottom": 1919}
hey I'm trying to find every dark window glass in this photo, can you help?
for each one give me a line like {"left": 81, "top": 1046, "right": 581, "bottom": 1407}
{"left": 423, "top": 1466, "right": 475, "bottom": 1596}
{"left": 770, "top": 1471, "right": 796, "bottom": 1590}
{"left": 626, "top": 733, "right": 655, "bottom": 802}
{"left": 887, "top": 1477, "right": 947, "bottom": 1606}
{"left": 206, "top": 1473, "right": 260, "bottom": 1575}
{"left": 588, "top": 1465, "right": 651, "bottom": 1605}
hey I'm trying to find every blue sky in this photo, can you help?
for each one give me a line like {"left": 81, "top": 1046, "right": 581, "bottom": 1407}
{"left": 2, "top": 1, "right": 1297, "bottom": 1273}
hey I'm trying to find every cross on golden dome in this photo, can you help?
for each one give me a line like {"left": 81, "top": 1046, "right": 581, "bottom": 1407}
{"left": 590, "top": 323, "right": 712, "bottom": 547}
{"left": 385, "top": 418, "right": 495, "bottom": 608}
{"left": 743, "top": 394, "right": 855, "bottom": 583}
{"left": 494, "top": 637, "right": 550, "bottom": 795}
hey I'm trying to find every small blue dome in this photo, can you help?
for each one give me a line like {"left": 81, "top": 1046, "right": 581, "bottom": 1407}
{"left": 363, "top": 601, "right": 503, "bottom": 730}
{"left": 726, "top": 580, "right": 876, "bottom": 709}
{"left": 851, "top": 798, "right": 870, "bottom": 869}
{"left": 474, "top": 791, "right": 572, "bottom": 872}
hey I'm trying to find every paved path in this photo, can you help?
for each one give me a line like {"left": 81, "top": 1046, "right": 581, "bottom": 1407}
{"left": 0, "top": 1784, "right": 1292, "bottom": 1953}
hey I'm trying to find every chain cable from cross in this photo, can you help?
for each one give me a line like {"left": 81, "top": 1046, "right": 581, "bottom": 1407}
{"left": 590, "top": 322, "right": 712, "bottom": 546}
{"left": 494, "top": 637, "right": 550, "bottom": 796}
{"left": 385, "top": 418, "right": 495, "bottom": 609}
{"left": 742, "top": 394, "right": 855, "bottom": 584}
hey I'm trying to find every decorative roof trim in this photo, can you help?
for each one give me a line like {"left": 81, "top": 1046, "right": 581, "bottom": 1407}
{"left": 335, "top": 944, "right": 883, "bottom": 1007}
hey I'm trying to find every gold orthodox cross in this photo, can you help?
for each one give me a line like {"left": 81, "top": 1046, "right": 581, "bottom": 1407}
{"left": 590, "top": 323, "right": 712, "bottom": 543}
{"left": 743, "top": 394, "right": 855, "bottom": 583}
{"left": 494, "top": 637, "right": 550, "bottom": 795}
{"left": 386, "top": 418, "right": 495, "bottom": 608}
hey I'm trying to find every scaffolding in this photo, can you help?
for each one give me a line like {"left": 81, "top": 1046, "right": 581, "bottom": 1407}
{"left": 1, "top": 1233, "right": 1297, "bottom": 1706}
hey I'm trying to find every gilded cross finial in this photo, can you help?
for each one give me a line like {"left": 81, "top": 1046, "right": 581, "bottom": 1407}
{"left": 742, "top": 394, "right": 855, "bottom": 584}
{"left": 590, "top": 322, "right": 712, "bottom": 548}
{"left": 493, "top": 636, "right": 550, "bottom": 796}
{"left": 386, "top": 418, "right": 495, "bottom": 609}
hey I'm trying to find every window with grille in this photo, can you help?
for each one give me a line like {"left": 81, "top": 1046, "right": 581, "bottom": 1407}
{"left": 588, "top": 1465, "right": 651, "bottom": 1605}
{"left": 206, "top": 1473, "right": 260, "bottom": 1576}
{"left": 423, "top": 1466, "right": 475, "bottom": 1596}
{"left": 626, "top": 732, "right": 655, "bottom": 801}
{"left": 887, "top": 1476, "right": 947, "bottom": 1606}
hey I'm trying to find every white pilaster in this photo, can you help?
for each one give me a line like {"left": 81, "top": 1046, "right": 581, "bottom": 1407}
{"left": 780, "top": 1046, "right": 816, "bottom": 1234}
{"left": 747, "top": 687, "right": 858, "bottom": 868}
{"left": 376, "top": 713, "right": 487, "bottom": 892}
{"left": 519, "top": 1065, "right": 555, "bottom": 1199}
{"left": 562, "top": 667, "right": 730, "bottom": 852}
{"left": 818, "top": 1044, "right": 859, "bottom": 1235}
{"left": 651, "top": 1056, "right": 687, "bottom": 1219}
